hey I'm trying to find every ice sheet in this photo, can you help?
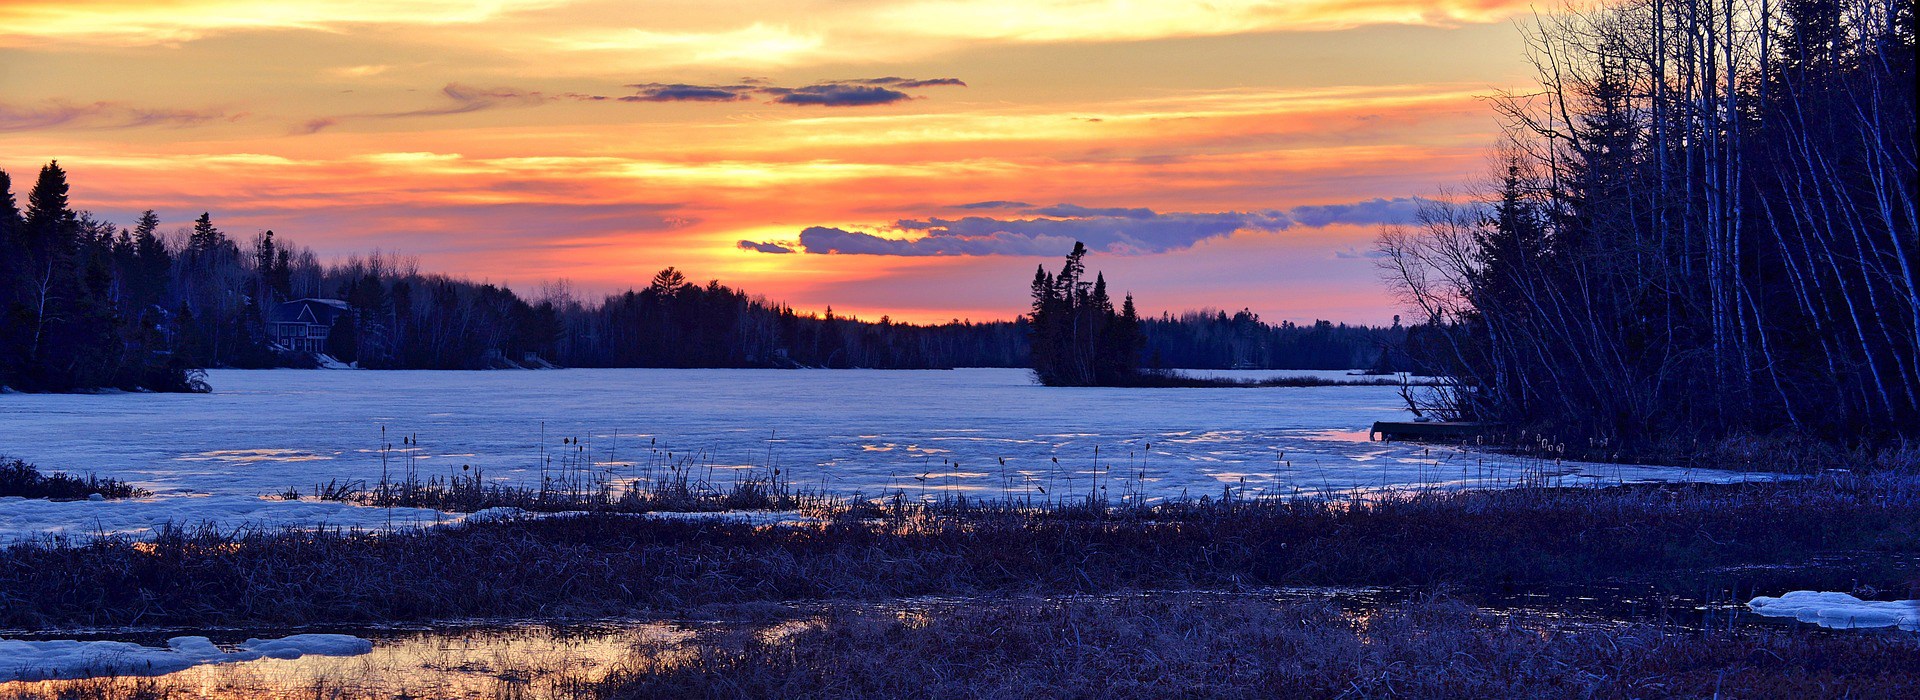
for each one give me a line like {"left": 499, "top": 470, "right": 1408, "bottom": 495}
{"left": 0, "top": 368, "right": 1773, "bottom": 539}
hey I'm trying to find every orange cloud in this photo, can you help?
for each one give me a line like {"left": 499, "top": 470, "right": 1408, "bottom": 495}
{"left": 0, "top": 0, "right": 561, "bottom": 46}
{"left": 870, "top": 0, "right": 1536, "bottom": 42}
{"left": 0, "top": 1, "right": 1536, "bottom": 325}
{"left": 0, "top": 99, "right": 229, "bottom": 132}
{"left": 2, "top": 1, "right": 1538, "bottom": 59}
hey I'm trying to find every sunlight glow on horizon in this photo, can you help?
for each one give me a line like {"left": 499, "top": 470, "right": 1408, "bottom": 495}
{"left": 0, "top": 0, "right": 1543, "bottom": 325}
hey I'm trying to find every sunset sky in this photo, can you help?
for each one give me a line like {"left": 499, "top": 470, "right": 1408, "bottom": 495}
{"left": 0, "top": 1, "right": 1542, "bottom": 324}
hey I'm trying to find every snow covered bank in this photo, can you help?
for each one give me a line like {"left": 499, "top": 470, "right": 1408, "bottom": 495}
{"left": 0, "top": 633, "right": 372, "bottom": 681}
{"left": 1748, "top": 591, "right": 1920, "bottom": 631}
{"left": 0, "top": 496, "right": 814, "bottom": 544}
{"left": 0, "top": 494, "right": 454, "bottom": 543}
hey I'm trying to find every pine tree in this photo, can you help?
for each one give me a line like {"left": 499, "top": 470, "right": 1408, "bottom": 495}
{"left": 649, "top": 267, "right": 689, "bottom": 297}
{"left": 0, "top": 170, "right": 18, "bottom": 231}
{"left": 189, "top": 213, "right": 220, "bottom": 255}
{"left": 0, "top": 170, "right": 23, "bottom": 387}
{"left": 1027, "top": 242, "right": 1142, "bottom": 386}
{"left": 254, "top": 230, "right": 292, "bottom": 303}
{"left": 131, "top": 210, "right": 170, "bottom": 313}
{"left": 19, "top": 162, "right": 78, "bottom": 380}
{"left": 1029, "top": 265, "right": 1060, "bottom": 383}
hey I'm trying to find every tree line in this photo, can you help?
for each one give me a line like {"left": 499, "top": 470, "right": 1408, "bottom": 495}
{"left": 1, "top": 163, "right": 206, "bottom": 392}
{"left": 1, "top": 165, "right": 1405, "bottom": 391}
{"left": 1139, "top": 313, "right": 1411, "bottom": 372}
{"left": 1026, "top": 243, "right": 1414, "bottom": 385}
{"left": 1378, "top": 0, "right": 1916, "bottom": 451}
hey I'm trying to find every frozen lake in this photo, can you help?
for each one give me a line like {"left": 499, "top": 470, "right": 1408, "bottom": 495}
{"left": 0, "top": 368, "right": 1764, "bottom": 539}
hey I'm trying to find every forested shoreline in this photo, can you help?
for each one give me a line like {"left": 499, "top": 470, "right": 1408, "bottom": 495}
{"left": 1025, "top": 242, "right": 1415, "bottom": 386}
{"left": 0, "top": 165, "right": 1403, "bottom": 391}
{"left": 1380, "top": 0, "right": 1916, "bottom": 452}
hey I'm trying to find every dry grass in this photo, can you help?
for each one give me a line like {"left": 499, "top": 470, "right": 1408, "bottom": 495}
{"left": 0, "top": 457, "right": 146, "bottom": 500}
{"left": 1116, "top": 369, "right": 1430, "bottom": 388}
{"left": 286, "top": 436, "right": 822, "bottom": 515}
{"left": 587, "top": 596, "right": 1920, "bottom": 699}
{"left": 8, "top": 596, "right": 1913, "bottom": 699}
{"left": 298, "top": 467, "right": 818, "bottom": 515}
{"left": 1468, "top": 429, "right": 1920, "bottom": 475}
{"left": 2, "top": 476, "right": 1915, "bottom": 629}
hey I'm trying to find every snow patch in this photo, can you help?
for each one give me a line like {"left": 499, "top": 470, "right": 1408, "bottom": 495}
{"left": 313, "top": 353, "right": 356, "bottom": 369}
{"left": 0, "top": 495, "right": 453, "bottom": 544}
{"left": 644, "top": 509, "right": 815, "bottom": 526}
{"left": 462, "top": 506, "right": 530, "bottom": 522}
{"left": 0, "top": 633, "right": 372, "bottom": 681}
{"left": 1748, "top": 591, "right": 1920, "bottom": 631}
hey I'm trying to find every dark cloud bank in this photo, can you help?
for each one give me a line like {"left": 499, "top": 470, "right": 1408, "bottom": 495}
{"left": 737, "top": 198, "right": 1432, "bottom": 257}
{"left": 624, "top": 76, "right": 966, "bottom": 107}
{"left": 300, "top": 77, "right": 964, "bottom": 133}
{"left": 0, "top": 100, "right": 226, "bottom": 132}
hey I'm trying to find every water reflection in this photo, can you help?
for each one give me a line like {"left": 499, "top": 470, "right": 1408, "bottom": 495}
{"left": 2, "top": 621, "right": 684, "bottom": 699}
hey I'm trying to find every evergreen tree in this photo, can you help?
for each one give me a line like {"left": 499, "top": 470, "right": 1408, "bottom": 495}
{"left": 1377, "top": 0, "right": 1918, "bottom": 450}
{"left": 188, "top": 213, "right": 220, "bottom": 255}
{"left": 1029, "top": 264, "right": 1060, "bottom": 383}
{"left": 131, "top": 210, "right": 171, "bottom": 313}
{"left": 1027, "top": 242, "right": 1142, "bottom": 386}
{"left": 649, "top": 267, "right": 689, "bottom": 296}
{"left": 326, "top": 312, "right": 358, "bottom": 362}
{"left": 0, "top": 170, "right": 23, "bottom": 387}
{"left": 18, "top": 162, "right": 79, "bottom": 384}
{"left": 254, "top": 231, "right": 293, "bottom": 304}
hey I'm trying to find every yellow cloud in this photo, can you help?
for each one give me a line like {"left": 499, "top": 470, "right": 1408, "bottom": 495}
{"left": 327, "top": 64, "right": 392, "bottom": 78}
{"left": 548, "top": 22, "right": 828, "bottom": 68}
{"left": 0, "top": 0, "right": 565, "bottom": 46}
{"left": 2, "top": 0, "right": 1535, "bottom": 59}
{"left": 873, "top": 0, "right": 1532, "bottom": 42}
{"left": 500, "top": 1, "right": 1536, "bottom": 71}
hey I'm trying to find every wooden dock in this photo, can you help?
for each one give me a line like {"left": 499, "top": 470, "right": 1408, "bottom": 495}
{"left": 1369, "top": 421, "right": 1484, "bottom": 442}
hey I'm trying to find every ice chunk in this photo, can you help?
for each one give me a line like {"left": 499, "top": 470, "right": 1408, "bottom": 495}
{"left": 164, "top": 636, "right": 222, "bottom": 657}
{"left": 239, "top": 633, "right": 371, "bottom": 659}
{"left": 1748, "top": 591, "right": 1920, "bottom": 631}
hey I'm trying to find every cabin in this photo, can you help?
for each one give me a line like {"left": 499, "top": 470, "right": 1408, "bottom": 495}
{"left": 268, "top": 298, "right": 351, "bottom": 354}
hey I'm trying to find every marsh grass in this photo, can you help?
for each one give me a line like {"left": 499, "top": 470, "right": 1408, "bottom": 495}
{"left": 297, "top": 456, "right": 822, "bottom": 515}
{"left": 1117, "top": 369, "right": 1436, "bottom": 388}
{"left": 585, "top": 596, "right": 1920, "bottom": 699}
{"left": 2, "top": 475, "right": 1915, "bottom": 630}
{"left": 1, "top": 678, "right": 175, "bottom": 700}
{"left": 1454, "top": 428, "right": 1920, "bottom": 476}
{"left": 276, "top": 426, "right": 832, "bottom": 514}
{"left": 286, "top": 427, "right": 1642, "bottom": 517}
{"left": 0, "top": 458, "right": 146, "bottom": 500}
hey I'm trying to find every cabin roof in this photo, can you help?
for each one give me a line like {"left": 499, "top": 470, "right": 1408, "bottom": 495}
{"left": 269, "top": 298, "right": 351, "bottom": 325}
